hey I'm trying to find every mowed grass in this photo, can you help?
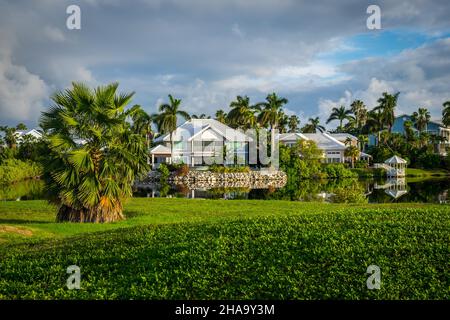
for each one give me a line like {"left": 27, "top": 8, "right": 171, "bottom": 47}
{"left": 0, "top": 198, "right": 449, "bottom": 299}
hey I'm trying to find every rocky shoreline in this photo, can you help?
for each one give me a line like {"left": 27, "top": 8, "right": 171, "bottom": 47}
{"left": 138, "top": 169, "right": 287, "bottom": 189}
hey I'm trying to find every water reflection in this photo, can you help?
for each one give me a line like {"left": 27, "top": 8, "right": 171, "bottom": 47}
{"left": 1, "top": 177, "right": 449, "bottom": 204}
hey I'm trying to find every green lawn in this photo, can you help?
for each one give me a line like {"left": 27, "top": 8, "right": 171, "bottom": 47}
{"left": 0, "top": 198, "right": 449, "bottom": 299}
{"left": 406, "top": 168, "right": 450, "bottom": 177}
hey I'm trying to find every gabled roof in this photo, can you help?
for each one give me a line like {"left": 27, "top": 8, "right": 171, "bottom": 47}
{"left": 150, "top": 144, "right": 171, "bottom": 154}
{"left": 385, "top": 155, "right": 407, "bottom": 164}
{"left": 302, "top": 132, "right": 347, "bottom": 150}
{"left": 278, "top": 132, "right": 309, "bottom": 141}
{"left": 330, "top": 133, "right": 358, "bottom": 141}
{"left": 14, "top": 129, "right": 43, "bottom": 139}
{"left": 154, "top": 119, "right": 252, "bottom": 143}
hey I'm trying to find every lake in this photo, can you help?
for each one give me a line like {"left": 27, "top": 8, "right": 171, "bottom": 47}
{"left": 1, "top": 177, "right": 449, "bottom": 204}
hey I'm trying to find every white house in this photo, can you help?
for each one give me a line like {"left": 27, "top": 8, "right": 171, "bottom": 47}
{"left": 150, "top": 119, "right": 252, "bottom": 168}
{"left": 279, "top": 131, "right": 371, "bottom": 163}
{"left": 14, "top": 129, "right": 43, "bottom": 143}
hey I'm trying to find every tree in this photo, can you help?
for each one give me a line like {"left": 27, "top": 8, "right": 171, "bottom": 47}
{"left": 301, "top": 117, "right": 325, "bottom": 133}
{"left": 256, "top": 93, "right": 288, "bottom": 131}
{"left": 215, "top": 110, "right": 227, "bottom": 124}
{"left": 288, "top": 115, "right": 300, "bottom": 133}
{"left": 364, "top": 110, "right": 385, "bottom": 145}
{"left": 191, "top": 114, "right": 210, "bottom": 119}
{"left": 326, "top": 105, "right": 353, "bottom": 132}
{"left": 278, "top": 111, "right": 289, "bottom": 134}
{"left": 130, "top": 105, "right": 153, "bottom": 163}
{"left": 358, "top": 134, "right": 368, "bottom": 152}
{"left": 227, "top": 95, "right": 259, "bottom": 130}
{"left": 350, "top": 100, "right": 368, "bottom": 132}
{"left": 156, "top": 94, "right": 190, "bottom": 160}
{"left": 0, "top": 123, "right": 28, "bottom": 149}
{"left": 442, "top": 101, "right": 450, "bottom": 127}
{"left": 39, "top": 82, "right": 149, "bottom": 222}
{"left": 344, "top": 145, "right": 360, "bottom": 168}
{"left": 412, "top": 107, "right": 430, "bottom": 132}
{"left": 373, "top": 92, "right": 400, "bottom": 133}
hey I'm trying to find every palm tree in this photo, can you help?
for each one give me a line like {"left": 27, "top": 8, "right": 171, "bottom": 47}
{"left": 412, "top": 107, "right": 430, "bottom": 132}
{"left": 301, "top": 117, "right": 325, "bottom": 133}
{"left": 326, "top": 105, "right": 354, "bottom": 132}
{"left": 365, "top": 110, "right": 385, "bottom": 145}
{"left": 373, "top": 92, "right": 400, "bottom": 133}
{"left": 191, "top": 113, "right": 211, "bottom": 119}
{"left": 350, "top": 100, "right": 368, "bottom": 131}
{"left": 157, "top": 94, "right": 190, "bottom": 160}
{"left": 288, "top": 115, "right": 300, "bottom": 133}
{"left": 130, "top": 105, "right": 153, "bottom": 163}
{"left": 0, "top": 123, "right": 28, "bottom": 149}
{"left": 442, "top": 101, "right": 450, "bottom": 127}
{"left": 344, "top": 145, "right": 360, "bottom": 168}
{"left": 215, "top": 110, "right": 227, "bottom": 124}
{"left": 256, "top": 93, "right": 288, "bottom": 131}
{"left": 39, "top": 82, "right": 149, "bottom": 223}
{"left": 358, "top": 134, "right": 368, "bottom": 152}
{"left": 227, "top": 95, "right": 259, "bottom": 130}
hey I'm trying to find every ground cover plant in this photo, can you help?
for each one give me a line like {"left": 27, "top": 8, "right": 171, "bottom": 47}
{"left": 0, "top": 198, "right": 448, "bottom": 299}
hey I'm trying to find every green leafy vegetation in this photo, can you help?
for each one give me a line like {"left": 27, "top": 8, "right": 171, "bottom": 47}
{"left": 0, "top": 199, "right": 448, "bottom": 299}
{"left": 0, "top": 159, "right": 42, "bottom": 184}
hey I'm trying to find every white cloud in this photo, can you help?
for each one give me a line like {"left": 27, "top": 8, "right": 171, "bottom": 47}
{"left": 43, "top": 26, "right": 65, "bottom": 42}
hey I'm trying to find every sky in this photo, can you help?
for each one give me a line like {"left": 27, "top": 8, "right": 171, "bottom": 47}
{"left": 1, "top": 0, "right": 450, "bottom": 129}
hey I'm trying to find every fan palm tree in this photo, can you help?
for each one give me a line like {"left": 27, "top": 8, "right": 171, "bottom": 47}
{"left": 301, "top": 117, "right": 325, "bottom": 133}
{"left": 412, "top": 107, "right": 431, "bottom": 132}
{"left": 326, "top": 105, "right": 354, "bottom": 132}
{"left": 227, "top": 95, "right": 259, "bottom": 130}
{"left": 157, "top": 94, "right": 190, "bottom": 159}
{"left": 39, "top": 82, "right": 149, "bottom": 223}
{"left": 215, "top": 110, "right": 227, "bottom": 124}
{"left": 442, "top": 101, "right": 450, "bottom": 127}
{"left": 288, "top": 115, "right": 300, "bottom": 133}
{"left": 373, "top": 92, "right": 400, "bottom": 133}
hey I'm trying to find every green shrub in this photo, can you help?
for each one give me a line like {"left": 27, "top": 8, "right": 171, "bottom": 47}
{"left": 0, "top": 159, "right": 42, "bottom": 184}
{"left": 322, "top": 163, "right": 358, "bottom": 179}
{"left": 330, "top": 183, "right": 368, "bottom": 203}
{"left": 157, "top": 163, "right": 170, "bottom": 181}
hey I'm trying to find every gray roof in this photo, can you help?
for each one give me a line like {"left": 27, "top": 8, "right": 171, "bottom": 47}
{"left": 302, "top": 132, "right": 347, "bottom": 150}
{"left": 385, "top": 155, "right": 407, "bottom": 164}
{"left": 154, "top": 119, "right": 252, "bottom": 143}
{"left": 330, "top": 133, "right": 358, "bottom": 141}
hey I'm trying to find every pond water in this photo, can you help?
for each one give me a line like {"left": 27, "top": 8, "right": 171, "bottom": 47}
{"left": 1, "top": 177, "right": 449, "bottom": 204}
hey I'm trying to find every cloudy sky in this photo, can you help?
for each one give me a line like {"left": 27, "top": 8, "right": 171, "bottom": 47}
{"left": 1, "top": 0, "right": 450, "bottom": 129}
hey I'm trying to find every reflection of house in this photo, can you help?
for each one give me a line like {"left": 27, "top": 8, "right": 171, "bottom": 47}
{"left": 374, "top": 177, "right": 408, "bottom": 199}
{"left": 150, "top": 119, "right": 252, "bottom": 168}
{"left": 369, "top": 114, "right": 450, "bottom": 155}
{"left": 14, "top": 129, "right": 43, "bottom": 143}
{"left": 279, "top": 132, "right": 370, "bottom": 163}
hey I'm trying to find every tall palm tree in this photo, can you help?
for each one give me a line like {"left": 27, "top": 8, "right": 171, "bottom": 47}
{"left": 227, "top": 95, "right": 259, "bottom": 130}
{"left": 358, "top": 134, "right": 368, "bottom": 152}
{"left": 256, "top": 93, "right": 288, "bottom": 131}
{"left": 442, "top": 101, "right": 450, "bottom": 127}
{"left": 301, "top": 117, "right": 325, "bottom": 133}
{"left": 39, "top": 82, "right": 149, "bottom": 223}
{"left": 157, "top": 94, "right": 190, "bottom": 159}
{"left": 344, "top": 145, "right": 360, "bottom": 168}
{"left": 411, "top": 107, "right": 430, "bottom": 132}
{"left": 350, "top": 100, "right": 368, "bottom": 131}
{"left": 373, "top": 92, "right": 400, "bottom": 133}
{"left": 288, "top": 115, "right": 300, "bottom": 133}
{"left": 365, "top": 109, "right": 385, "bottom": 145}
{"left": 215, "top": 110, "right": 227, "bottom": 124}
{"left": 326, "top": 105, "right": 354, "bottom": 132}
